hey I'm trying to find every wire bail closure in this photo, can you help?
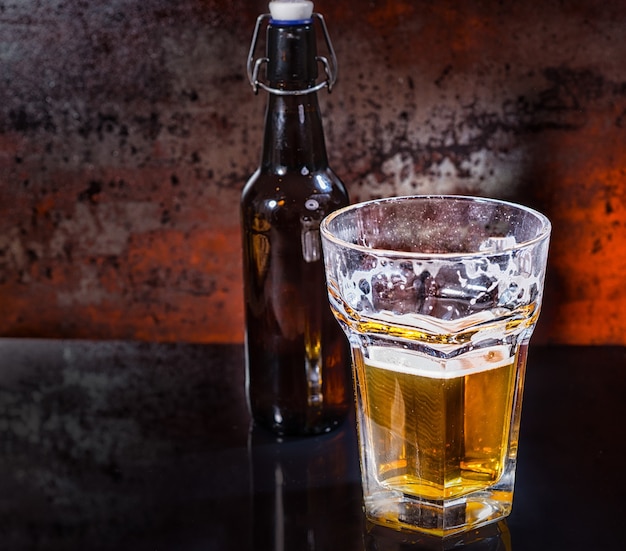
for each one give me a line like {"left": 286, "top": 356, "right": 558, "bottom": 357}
{"left": 246, "top": 13, "right": 338, "bottom": 96}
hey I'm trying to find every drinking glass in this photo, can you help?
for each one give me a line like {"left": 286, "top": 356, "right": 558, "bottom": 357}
{"left": 320, "top": 195, "right": 551, "bottom": 536}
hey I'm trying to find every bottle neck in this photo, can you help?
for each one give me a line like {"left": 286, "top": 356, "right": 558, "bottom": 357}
{"left": 261, "top": 93, "right": 329, "bottom": 171}
{"left": 260, "top": 20, "right": 329, "bottom": 172}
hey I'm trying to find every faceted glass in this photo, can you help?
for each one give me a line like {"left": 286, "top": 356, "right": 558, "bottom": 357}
{"left": 320, "top": 195, "right": 551, "bottom": 536}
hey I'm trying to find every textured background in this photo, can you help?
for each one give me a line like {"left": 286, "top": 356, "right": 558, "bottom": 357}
{"left": 1, "top": 0, "right": 625, "bottom": 344}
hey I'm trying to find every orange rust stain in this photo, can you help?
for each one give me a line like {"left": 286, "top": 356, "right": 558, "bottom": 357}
{"left": 34, "top": 196, "right": 56, "bottom": 217}
{"left": 547, "top": 181, "right": 626, "bottom": 343}
{"left": 123, "top": 227, "right": 244, "bottom": 343}
{"left": 0, "top": 225, "right": 245, "bottom": 344}
{"left": 532, "top": 114, "right": 626, "bottom": 345}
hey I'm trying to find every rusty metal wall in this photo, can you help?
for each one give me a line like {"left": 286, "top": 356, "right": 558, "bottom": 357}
{"left": 1, "top": 0, "right": 625, "bottom": 344}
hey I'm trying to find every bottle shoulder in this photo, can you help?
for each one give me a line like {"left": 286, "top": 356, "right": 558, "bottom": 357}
{"left": 241, "top": 167, "right": 349, "bottom": 205}
{"left": 241, "top": 168, "right": 349, "bottom": 230}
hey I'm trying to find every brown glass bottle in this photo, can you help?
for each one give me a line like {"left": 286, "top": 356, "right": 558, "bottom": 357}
{"left": 241, "top": 14, "right": 350, "bottom": 436}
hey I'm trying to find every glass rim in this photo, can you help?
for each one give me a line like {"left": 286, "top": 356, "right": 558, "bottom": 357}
{"left": 320, "top": 194, "right": 552, "bottom": 260}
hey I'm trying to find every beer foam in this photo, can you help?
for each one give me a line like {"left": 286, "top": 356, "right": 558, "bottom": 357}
{"left": 367, "top": 345, "right": 512, "bottom": 379}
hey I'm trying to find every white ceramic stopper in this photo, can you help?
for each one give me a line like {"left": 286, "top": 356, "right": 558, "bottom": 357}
{"left": 269, "top": 0, "right": 314, "bottom": 21}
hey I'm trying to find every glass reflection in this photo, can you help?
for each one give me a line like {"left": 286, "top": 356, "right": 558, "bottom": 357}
{"left": 363, "top": 519, "right": 512, "bottom": 551}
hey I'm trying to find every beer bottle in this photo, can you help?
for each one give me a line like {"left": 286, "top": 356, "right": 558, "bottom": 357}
{"left": 241, "top": 0, "right": 350, "bottom": 436}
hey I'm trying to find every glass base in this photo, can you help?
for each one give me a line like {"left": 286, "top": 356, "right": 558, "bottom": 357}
{"left": 364, "top": 488, "right": 513, "bottom": 537}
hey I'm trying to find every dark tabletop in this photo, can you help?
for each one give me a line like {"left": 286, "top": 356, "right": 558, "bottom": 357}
{"left": 0, "top": 339, "right": 624, "bottom": 551}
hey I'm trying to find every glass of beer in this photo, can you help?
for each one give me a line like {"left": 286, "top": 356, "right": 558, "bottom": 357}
{"left": 320, "top": 195, "right": 551, "bottom": 537}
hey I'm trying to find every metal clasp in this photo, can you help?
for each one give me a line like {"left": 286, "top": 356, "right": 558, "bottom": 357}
{"left": 246, "top": 13, "right": 338, "bottom": 95}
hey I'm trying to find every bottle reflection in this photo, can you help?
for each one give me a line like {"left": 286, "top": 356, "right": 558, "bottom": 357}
{"left": 363, "top": 520, "right": 512, "bottom": 551}
{"left": 249, "top": 420, "right": 363, "bottom": 550}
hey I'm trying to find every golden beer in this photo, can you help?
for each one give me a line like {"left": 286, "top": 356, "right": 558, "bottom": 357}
{"left": 354, "top": 343, "right": 519, "bottom": 503}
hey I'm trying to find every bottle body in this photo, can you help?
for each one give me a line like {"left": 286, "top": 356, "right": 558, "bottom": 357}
{"left": 242, "top": 14, "right": 351, "bottom": 436}
{"left": 242, "top": 167, "right": 350, "bottom": 435}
